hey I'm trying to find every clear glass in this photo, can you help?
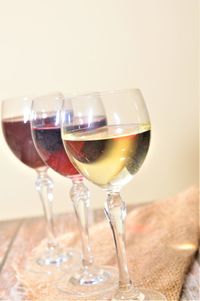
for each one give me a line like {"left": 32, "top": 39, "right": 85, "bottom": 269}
{"left": 1, "top": 96, "right": 80, "bottom": 275}
{"left": 61, "top": 89, "right": 167, "bottom": 300}
{"left": 30, "top": 92, "right": 117, "bottom": 297}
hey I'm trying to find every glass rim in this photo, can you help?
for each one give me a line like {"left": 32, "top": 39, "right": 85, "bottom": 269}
{"left": 1, "top": 95, "right": 34, "bottom": 105}
{"left": 32, "top": 91, "right": 64, "bottom": 102}
{"left": 66, "top": 88, "right": 141, "bottom": 100}
{"left": 1, "top": 91, "right": 63, "bottom": 105}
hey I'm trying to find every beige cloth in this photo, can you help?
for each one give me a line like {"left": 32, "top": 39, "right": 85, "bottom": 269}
{"left": 15, "top": 186, "right": 199, "bottom": 300}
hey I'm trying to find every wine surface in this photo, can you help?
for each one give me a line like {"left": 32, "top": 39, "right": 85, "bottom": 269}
{"left": 63, "top": 124, "right": 150, "bottom": 188}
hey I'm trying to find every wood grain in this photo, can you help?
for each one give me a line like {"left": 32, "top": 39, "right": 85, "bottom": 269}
{"left": 0, "top": 218, "right": 47, "bottom": 299}
{"left": 0, "top": 213, "right": 81, "bottom": 300}
{"left": 0, "top": 219, "right": 21, "bottom": 270}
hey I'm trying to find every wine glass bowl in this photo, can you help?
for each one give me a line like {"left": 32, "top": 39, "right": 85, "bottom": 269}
{"left": 62, "top": 89, "right": 150, "bottom": 190}
{"left": 31, "top": 93, "right": 79, "bottom": 178}
{"left": 2, "top": 96, "right": 45, "bottom": 170}
{"left": 61, "top": 89, "right": 166, "bottom": 300}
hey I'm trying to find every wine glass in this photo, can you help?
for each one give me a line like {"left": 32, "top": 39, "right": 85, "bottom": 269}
{"left": 1, "top": 96, "right": 80, "bottom": 275}
{"left": 61, "top": 89, "right": 167, "bottom": 300}
{"left": 30, "top": 92, "right": 117, "bottom": 297}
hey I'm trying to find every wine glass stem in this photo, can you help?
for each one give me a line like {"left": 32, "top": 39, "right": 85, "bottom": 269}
{"left": 70, "top": 177, "right": 93, "bottom": 268}
{"left": 104, "top": 191, "right": 133, "bottom": 290}
{"left": 35, "top": 168, "right": 57, "bottom": 250}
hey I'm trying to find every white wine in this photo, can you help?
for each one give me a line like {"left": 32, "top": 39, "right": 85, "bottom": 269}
{"left": 62, "top": 124, "right": 150, "bottom": 189}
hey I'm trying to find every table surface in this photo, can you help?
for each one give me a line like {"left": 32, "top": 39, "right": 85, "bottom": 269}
{"left": 0, "top": 207, "right": 199, "bottom": 301}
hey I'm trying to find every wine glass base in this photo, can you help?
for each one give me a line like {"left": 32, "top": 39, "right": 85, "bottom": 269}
{"left": 37, "top": 248, "right": 79, "bottom": 267}
{"left": 26, "top": 249, "right": 81, "bottom": 276}
{"left": 56, "top": 265, "right": 118, "bottom": 298}
{"left": 112, "top": 288, "right": 167, "bottom": 301}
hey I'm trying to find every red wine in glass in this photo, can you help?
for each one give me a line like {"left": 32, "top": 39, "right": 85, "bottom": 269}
{"left": 1, "top": 96, "right": 80, "bottom": 273}
{"left": 31, "top": 104, "right": 117, "bottom": 296}
{"left": 31, "top": 115, "right": 107, "bottom": 178}
{"left": 2, "top": 117, "right": 45, "bottom": 169}
{"left": 32, "top": 125, "right": 78, "bottom": 177}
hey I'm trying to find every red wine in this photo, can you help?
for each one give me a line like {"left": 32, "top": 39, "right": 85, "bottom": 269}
{"left": 2, "top": 117, "right": 45, "bottom": 169}
{"left": 63, "top": 124, "right": 150, "bottom": 188}
{"left": 32, "top": 126, "right": 79, "bottom": 177}
{"left": 32, "top": 116, "right": 107, "bottom": 177}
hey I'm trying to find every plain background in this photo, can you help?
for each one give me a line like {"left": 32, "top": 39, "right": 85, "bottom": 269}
{"left": 0, "top": 0, "right": 199, "bottom": 220}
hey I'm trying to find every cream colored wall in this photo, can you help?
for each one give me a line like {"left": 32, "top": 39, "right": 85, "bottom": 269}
{"left": 0, "top": 0, "right": 198, "bottom": 220}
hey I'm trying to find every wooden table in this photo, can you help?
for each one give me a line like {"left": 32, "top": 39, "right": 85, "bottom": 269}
{"left": 0, "top": 208, "right": 199, "bottom": 301}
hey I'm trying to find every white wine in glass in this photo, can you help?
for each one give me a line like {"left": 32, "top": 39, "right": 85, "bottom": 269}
{"left": 61, "top": 89, "right": 167, "bottom": 300}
